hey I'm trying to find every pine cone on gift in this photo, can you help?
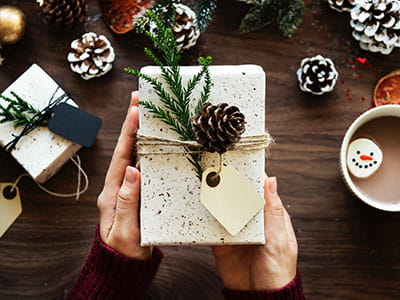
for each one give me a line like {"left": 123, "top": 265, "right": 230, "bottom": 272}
{"left": 328, "top": 0, "right": 356, "bottom": 12}
{"left": 296, "top": 55, "right": 339, "bottom": 95}
{"left": 150, "top": 4, "right": 201, "bottom": 52}
{"left": 67, "top": 32, "right": 115, "bottom": 80}
{"left": 192, "top": 103, "right": 246, "bottom": 154}
{"left": 39, "top": 0, "right": 88, "bottom": 29}
{"left": 350, "top": 0, "right": 400, "bottom": 55}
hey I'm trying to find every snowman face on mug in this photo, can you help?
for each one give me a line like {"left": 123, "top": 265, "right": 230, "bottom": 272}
{"left": 346, "top": 138, "right": 383, "bottom": 178}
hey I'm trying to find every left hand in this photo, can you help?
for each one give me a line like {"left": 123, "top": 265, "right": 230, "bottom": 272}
{"left": 97, "top": 91, "right": 151, "bottom": 260}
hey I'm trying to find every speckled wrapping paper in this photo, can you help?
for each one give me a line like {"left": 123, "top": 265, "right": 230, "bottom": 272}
{"left": 0, "top": 64, "right": 81, "bottom": 184}
{"left": 139, "top": 65, "right": 266, "bottom": 245}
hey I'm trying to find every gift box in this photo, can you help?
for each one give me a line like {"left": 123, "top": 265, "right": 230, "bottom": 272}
{"left": 0, "top": 64, "right": 81, "bottom": 183}
{"left": 139, "top": 65, "right": 266, "bottom": 245}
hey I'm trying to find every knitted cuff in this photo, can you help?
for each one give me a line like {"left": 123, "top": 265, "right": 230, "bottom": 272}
{"left": 222, "top": 272, "right": 305, "bottom": 300}
{"left": 68, "top": 225, "right": 163, "bottom": 300}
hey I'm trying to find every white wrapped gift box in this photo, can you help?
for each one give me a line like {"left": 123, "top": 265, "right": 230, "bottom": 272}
{"left": 139, "top": 65, "right": 266, "bottom": 245}
{"left": 0, "top": 64, "right": 81, "bottom": 184}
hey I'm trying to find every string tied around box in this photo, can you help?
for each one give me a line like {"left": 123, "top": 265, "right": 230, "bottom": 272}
{"left": 3, "top": 87, "right": 70, "bottom": 152}
{"left": 136, "top": 132, "right": 273, "bottom": 156}
{"left": 10, "top": 154, "right": 89, "bottom": 200}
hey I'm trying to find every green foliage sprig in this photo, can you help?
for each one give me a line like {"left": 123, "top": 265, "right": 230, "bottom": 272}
{"left": 125, "top": 11, "right": 212, "bottom": 179}
{"left": 195, "top": 0, "right": 217, "bottom": 31}
{"left": 238, "top": 0, "right": 304, "bottom": 38}
{"left": 135, "top": 0, "right": 216, "bottom": 34}
{"left": 0, "top": 92, "right": 41, "bottom": 128}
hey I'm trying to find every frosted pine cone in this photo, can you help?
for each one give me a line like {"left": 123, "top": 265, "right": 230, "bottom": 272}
{"left": 297, "top": 55, "right": 339, "bottom": 95}
{"left": 192, "top": 103, "right": 246, "bottom": 154}
{"left": 328, "top": 0, "right": 356, "bottom": 12}
{"left": 150, "top": 4, "right": 200, "bottom": 52}
{"left": 39, "top": 0, "right": 88, "bottom": 29}
{"left": 67, "top": 32, "right": 115, "bottom": 80}
{"left": 350, "top": 0, "right": 400, "bottom": 55}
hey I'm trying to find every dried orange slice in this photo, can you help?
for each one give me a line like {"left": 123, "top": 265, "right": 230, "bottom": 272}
{"left": 374, "top": 70, "right": 400, "bottom": 106}
{"left": 100, "top": 0, "right": 154, "bottom": 34}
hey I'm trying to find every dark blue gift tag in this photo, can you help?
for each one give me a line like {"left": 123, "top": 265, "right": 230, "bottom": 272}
{"left": 48, "top": 103, "right": 102, "bottom": 147}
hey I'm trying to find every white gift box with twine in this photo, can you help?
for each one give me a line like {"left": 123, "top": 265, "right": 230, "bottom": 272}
{"left": 138, "top": 65, "right": 269, "bottom": 245}
{"left": 0, "top": 64, "right": 81, "bottom": 184}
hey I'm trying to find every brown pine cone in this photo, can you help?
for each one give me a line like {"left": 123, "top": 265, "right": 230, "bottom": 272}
{"left": 67, "top": 32, "right": 115, "bottom": 80}
{"left": 192, "top": 103, "right": 246, "bottom": 154}
{"left": 40, "top": 0, "right": 88, "bottom": 29}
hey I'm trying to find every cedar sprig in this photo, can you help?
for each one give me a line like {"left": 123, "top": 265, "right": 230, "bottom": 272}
{"left": 237, "top": 0, "right": 304, "bottom": 38}
{"left": 195, "top": 0, "right": 217, "bottom": 31}
{"left": 125, "top": 10, "right": 212, "bottom": 178}
{"left": 0, "top": 92, "right": 41, "bottom": 128}
{"left": 134, "top": 0, "right": 216, "bottom": 34}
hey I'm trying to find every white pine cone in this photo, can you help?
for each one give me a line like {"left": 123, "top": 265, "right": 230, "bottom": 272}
{"left": 296, "top": 55, "right": 339, "bottom": 95}
{"left": 150, "top": 4, "right": 200, "bottom": 52}
{"left": 350, "top": 0, "right": 400, "bottom": 55}
{"left": 328, "top": 0, "right": 356, "bottom": 12}
{"left": 67, "top": 32, "right": 115, "bottom": 80}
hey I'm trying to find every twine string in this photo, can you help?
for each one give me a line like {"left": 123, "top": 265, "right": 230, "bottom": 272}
{"left": 10, "top": 154, "right": 89, "bottom": 200}
{"left": 136, "top": 132, "right": 273, "bottom": 156}
{"left": 4, "top": 87, "right": 71, "bottom": 152}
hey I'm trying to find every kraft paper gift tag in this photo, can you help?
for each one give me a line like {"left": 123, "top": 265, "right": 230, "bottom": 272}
{"left": 0, "top": 183, "right": 22, "bottom": 238}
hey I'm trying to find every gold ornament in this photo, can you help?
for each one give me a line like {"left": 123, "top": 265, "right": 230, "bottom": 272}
{"left": 0, "top": 6, "right": 26, "bottom": 45}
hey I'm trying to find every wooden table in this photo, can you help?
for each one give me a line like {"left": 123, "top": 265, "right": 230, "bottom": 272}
{"left": 1, "top": 0, "right": 399, "bottom": 299}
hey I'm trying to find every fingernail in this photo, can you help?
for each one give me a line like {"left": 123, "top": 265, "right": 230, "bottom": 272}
{"left": 126, "top": 166, "right": 138, "bottom": 184}
{"left": 268, "top": 177, "right": 277, "bottom": 194}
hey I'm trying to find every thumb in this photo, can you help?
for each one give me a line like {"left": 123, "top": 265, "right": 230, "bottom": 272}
{"left": 264, "top": 177, "right": 286, "bottom": 237}
{"left": 114, "top": 166, "right": 141, "bottom": 230}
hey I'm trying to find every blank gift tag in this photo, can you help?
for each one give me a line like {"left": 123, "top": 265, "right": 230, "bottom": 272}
{"left": 48, "top": 103, "right": 102, "bottom": 147}
{"left": 0, "top": 183, "right": 22, "bottom": 238}
{"left": 200, "top": 165, "right": 265, "bottom": 236}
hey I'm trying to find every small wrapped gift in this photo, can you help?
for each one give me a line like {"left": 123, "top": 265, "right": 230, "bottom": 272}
{"left": 0, "top": 64, "right": 81, "bottom": 183}
{"left": 139, "top": 65, "right": 267, "bottom": 245}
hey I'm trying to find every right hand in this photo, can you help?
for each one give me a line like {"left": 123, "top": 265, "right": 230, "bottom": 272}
{"left": 212, "top": 176, "right": 298, "bottom": 291}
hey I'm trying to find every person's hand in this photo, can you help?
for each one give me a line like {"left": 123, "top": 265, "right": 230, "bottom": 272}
{"left": 97, "top": 91, "right": 151, "bottom": 260}
{"left": 212, "top": 176, "right": 297, "bottom": 291}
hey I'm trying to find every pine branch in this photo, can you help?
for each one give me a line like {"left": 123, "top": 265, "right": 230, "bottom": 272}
{"left": 137, "top": 100, "right": 186, "bottom": 136}
{"left": 0, "top": 92, "right": 41, "bottom": 128}
{"left": 195, "top": 0, "right": 217, "bottom": 31}
{"left": 195, "top": 57, "right": 212, "bottom": 114}
{"left": 135, "top": 0, "right": 181, "bottom": 34}
{"left": 125, "top": 10, "right": 213, "bottom": 179}
{"left": 237, "top": 0, "right": 304, "bottom": 37}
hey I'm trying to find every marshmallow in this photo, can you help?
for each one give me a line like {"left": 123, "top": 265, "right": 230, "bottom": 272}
{"left": 347, "top": 138, "right": 382, "bottom": 178}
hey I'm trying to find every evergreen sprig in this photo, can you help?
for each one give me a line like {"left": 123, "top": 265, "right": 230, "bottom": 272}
{"left": 0, "top": 92, "right": 41, "bottom": 128}
{"left": 237, "top": 0, "right": 304, "bottom": 38}
{"left": 125, "top": 10, "right": 213, "bottom": 179}
{"left": 134, "top": 0, "right": 216, "bottom": 35}
{"left": 195, "top": 0, "right": 217, "bottom": 31}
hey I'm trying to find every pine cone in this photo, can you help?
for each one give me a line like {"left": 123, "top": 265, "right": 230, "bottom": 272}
{"left": 67, "top": 32, "right": 115, "bottom": 80}
{"left": 328, "top": 0, "right": 356, "bottom": 12}
{"left": 149, "top": 4, "right": 201, "bottom": 52}
{"left": 350, "top": 0, "right": 400, "bottom": 55}
{"left": 40, "top": 0, "right": 88, "bottom": 29}
{"left": 296, "top": 55, "right": 339, "bottom": 95}
{"left": 192, "top": 103, "right": 246, "bottom": 154}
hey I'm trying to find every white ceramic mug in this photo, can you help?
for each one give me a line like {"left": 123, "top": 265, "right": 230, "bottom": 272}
{"left": 340, "top": 105, "right": 400, "bottom": 211}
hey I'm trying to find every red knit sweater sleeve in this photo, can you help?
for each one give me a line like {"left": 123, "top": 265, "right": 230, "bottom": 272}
{"left": 223, "top": 272, "right": 305, "bottom": 300}
{"left": 67, "top": 226, "right": 163, "bottom": 300}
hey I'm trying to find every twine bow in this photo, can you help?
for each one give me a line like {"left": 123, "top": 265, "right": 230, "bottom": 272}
{"left": 4, "top": 87, "right": 70, "bottom": 152}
